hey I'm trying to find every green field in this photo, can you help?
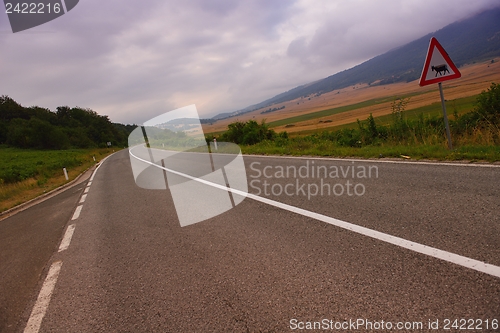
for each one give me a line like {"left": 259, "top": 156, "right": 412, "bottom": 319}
{"left": 0, "top": 147, "right": 115, "bottom": 212}
{"left": 0, "top": 147, "right": 112, "bottom": 184}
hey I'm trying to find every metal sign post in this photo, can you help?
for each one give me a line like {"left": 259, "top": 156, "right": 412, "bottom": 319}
{"left": 438, "top": 83, "right": 453, "bottom": 149}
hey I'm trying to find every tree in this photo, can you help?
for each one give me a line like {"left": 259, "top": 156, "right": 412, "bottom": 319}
{"left": 1, "top": 97, "right": 134, "bottom": 149}
{"left": 0, "top": 95, "right": 28, "bottom": 121}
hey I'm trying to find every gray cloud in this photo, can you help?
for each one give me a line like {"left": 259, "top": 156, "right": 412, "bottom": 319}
{"left": 0, "top": 0, "right": 498, "bottom": 124}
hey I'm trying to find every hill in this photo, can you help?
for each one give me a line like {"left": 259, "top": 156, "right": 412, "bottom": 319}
{"left": 212, "top": 7, "right": 500, "bottom": 121}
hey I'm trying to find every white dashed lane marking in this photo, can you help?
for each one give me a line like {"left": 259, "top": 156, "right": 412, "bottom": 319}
{"left": 23, "top": 153, "right": 116, "bottom": 333}
{"left": 23, "top": 261, "right": 63, "bottom": 333}
{"left": 58, "top": 224, "right": 76, "bottom": 252}
{"left": 71, "top": 205, "right": 83, "bottom": 220}
{"left": 79, "top": 194, "right": 87, "bottom": 204}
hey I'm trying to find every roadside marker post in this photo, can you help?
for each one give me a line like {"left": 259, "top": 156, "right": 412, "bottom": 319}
{"left": 419, "top": 37, "right": 461, "bottom": 149}
{"left": 63, "top": 168, "right": 69, "bottom": 181}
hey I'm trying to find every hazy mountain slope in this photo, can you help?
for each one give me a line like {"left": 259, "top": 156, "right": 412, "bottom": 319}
{"left": 213, "top": 8, "right": 500, "bottom": 120}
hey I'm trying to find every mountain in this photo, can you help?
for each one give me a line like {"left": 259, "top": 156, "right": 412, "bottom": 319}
{"left": 213, "top": 7, "right": 500, "bottom": 120}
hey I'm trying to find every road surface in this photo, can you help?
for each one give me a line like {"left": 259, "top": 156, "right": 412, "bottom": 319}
{"left": 0, "top": 174, "right": 89, "bottom": 333}
{"left": 4, "top": 149, "right": 500, "bottom": 332}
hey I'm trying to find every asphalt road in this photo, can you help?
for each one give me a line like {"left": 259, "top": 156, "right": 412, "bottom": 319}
{"left": 6, "top": 149, "right": 500, "bottom": 332}
{"left": 0, "top": 174, "right": 89, "bottom": 333}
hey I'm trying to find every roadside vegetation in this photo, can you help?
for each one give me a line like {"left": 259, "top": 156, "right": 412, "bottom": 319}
{"left": 209, "top": 83, "right": 500, "bottom": 162}
{"left": 205, "top": 120, "right": 285, "bottom": 145}
{"left": 0, "top": 96, "right": 135, "bottom": 213}
{"left": 1, "top": 83, "right": 498, "bottom": 212}
{"left": 0, "top": 147, "right": 114, "bottom": 213}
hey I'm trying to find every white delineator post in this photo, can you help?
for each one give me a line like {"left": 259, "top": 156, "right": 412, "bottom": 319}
{"left": 63, "top": 168, "right": 69, "bottom": 181}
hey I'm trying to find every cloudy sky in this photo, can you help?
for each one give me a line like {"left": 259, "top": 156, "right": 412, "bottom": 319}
{"left": 1, "top": 0, "right": 498, "bottom": 124}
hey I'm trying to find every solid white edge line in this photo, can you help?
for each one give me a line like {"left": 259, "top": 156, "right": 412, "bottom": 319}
{"left": 79, "top": 194, "right": 87, "bottom": 203}
{"left": 58, "top": 224, "right": 76, "bottom": 252}
{"left": 129, "top": 146, "right": 500, "bottom": 278}
{"left": 89, "top": 153, "right": 114, "bottom": 182}
{"left": 23, "top": 261, "right": 63, "bottom": 333}
{"left": 71, "top": 205, "right": 82, "bottom": 220}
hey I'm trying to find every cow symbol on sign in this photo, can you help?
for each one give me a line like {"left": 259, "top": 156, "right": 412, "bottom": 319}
{"left": 431, "top": 64, "right": 450, "bottom": 77}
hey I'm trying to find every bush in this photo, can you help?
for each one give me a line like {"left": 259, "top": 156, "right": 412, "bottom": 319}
{"left": 218, "top": 120, "right": 276, "bottom": 145}
{"left": 474, "top": 83, "right": 500, "bottom": 127}
{"left": 450, "top": 83, "right": 500, "bottom": 144}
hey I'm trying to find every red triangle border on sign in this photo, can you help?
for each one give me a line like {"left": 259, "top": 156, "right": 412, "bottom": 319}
{"left": 419, "top": 37, "right": 461, "bottom": 86}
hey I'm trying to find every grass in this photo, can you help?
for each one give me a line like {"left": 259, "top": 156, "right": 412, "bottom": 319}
{"left": 0, "top": 147, "right": 117, "bottom": 213}
{"left": 241, "top": 140, "right": 500, "bottom": 162}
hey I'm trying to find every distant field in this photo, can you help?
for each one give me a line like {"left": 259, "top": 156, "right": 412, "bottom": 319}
{"left": 203, "top": 58, "right": 500, "bottom": 134}
{"left": 0, "top": 147, "right": 115, "bottom": 213}
{"left": 290, "top": 94, "right": 478, "bottom": 136}
{"left": 267, "top": 97, "right": 395, "bottom": 128}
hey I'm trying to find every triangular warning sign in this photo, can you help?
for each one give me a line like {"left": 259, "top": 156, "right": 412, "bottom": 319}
{"left": 419, "top": 37, "right": 461, "bottom": 86}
